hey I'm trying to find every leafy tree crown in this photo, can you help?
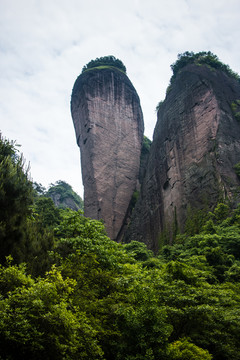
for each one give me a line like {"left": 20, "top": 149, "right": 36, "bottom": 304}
{"left": 82, "top": 55, "right": 127, "bottom": 74}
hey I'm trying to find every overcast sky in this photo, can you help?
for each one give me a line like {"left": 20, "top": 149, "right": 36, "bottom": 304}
{"left": 1, "top": 0, "right": 240, "bottom": 197}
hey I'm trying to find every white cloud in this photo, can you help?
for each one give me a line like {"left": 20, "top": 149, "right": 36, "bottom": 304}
{"left": 1, "top": 0, "right": 240, "bottom": 197}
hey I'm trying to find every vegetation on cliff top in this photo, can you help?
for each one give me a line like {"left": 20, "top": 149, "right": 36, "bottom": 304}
{"left": 170, "top": 51, "right": 240, "bottom": 83}
{"left": 1, "top": 134, "right": 240, "bottom": 359}
{"left": 81, "top": 55, "right": 127, "bottom": 74}
{"left": 34, "top": 180, "right": 83, "bottom": 211}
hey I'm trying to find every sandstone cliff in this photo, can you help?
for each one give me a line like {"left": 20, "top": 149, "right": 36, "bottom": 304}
{"left": 71, "top": 64, "right": 144, "bottom": 240}
{"left": 126, "top": 63, "right": 240, "bottom": 252}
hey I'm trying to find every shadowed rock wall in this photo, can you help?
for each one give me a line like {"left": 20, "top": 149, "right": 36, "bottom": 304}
{"left": 71, "top": 67, "right": 144, "bottom": 240}
{"left": 126, "top": 64, "right": 240, "bottom": 252}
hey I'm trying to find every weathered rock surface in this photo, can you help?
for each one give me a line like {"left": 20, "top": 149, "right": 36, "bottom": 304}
{"left": 48, "top": 192, "right": 81, "bottom": 211}
{"left": 126, "top": 64, "right": 240, "bottom": 252}
{"left": 71, "top": 67, "right": 144, "bottom": 240}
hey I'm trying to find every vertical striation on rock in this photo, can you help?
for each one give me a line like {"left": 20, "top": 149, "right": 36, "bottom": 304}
{"left": 126, "top": 63, "right": 240, "bottom": 252}
{"left": 71, "top": 62, "right": 144, "bottom": 240}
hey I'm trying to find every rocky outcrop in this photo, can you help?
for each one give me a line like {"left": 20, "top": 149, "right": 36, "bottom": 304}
{"left": 71, "top": 66, "right": 144, "bottom": 240}
{"left": 126, "top": 64, "right": 240, "bottom": 252}
{"left": 48, "top": 192, "right": 81, "bottom": 211}
{"left": 46, "top": 181, "right": 83, "bottom": 211}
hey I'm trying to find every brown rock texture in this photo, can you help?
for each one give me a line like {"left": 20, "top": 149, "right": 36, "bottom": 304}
{"left": 126, "top": 64, "right": 240, "bottom": 252}
{"left": 71, "top": 67, "right": 144, "bottom": 240}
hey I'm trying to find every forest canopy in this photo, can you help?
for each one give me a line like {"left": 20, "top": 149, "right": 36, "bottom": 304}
{"left": 1, "top": 135, "right": 240, "bottom": 359}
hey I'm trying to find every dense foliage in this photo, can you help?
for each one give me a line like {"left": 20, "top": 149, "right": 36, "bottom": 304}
{"left": 0, "top": 135, "right": 34, "bottom": 263}
{"left": 1, "top": 135, "right": 240, "bottom": 359}
{"left": 82, "top": 55, "right": 127, "bottom": 74}
{"left": 170, "top": 51, "right": 240, "bottom": 84}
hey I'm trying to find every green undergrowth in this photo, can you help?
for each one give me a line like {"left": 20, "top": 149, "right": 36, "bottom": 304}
{"left": 1, "top": 201, "right": 240, "bottom": 359}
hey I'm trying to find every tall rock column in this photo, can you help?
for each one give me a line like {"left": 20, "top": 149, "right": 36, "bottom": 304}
{"left": 71, "top": 63, "right": 144, "bottom": 240}
{"left": 126, "top": 63, "right": 240, "bottom": 252}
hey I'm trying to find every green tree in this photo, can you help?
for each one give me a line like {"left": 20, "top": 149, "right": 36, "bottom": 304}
{"left": 0, "top": 135, "right": 33, "bottom": 263}
{"left": 168, "top": 338, "right": 212, "bottom": 359}
{"left": 33, "top": 196, "right": 61, "bottom": 228}
{"left": 124, "top": 241, "right": 153, "bottom": 261}
{"left": 0, "top": 262, "right": 103, "bottom": 360}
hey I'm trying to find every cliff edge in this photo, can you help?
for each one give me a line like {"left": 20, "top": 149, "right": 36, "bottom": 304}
{"left": 126, "top": 58, "right": 240, "bottom": 252}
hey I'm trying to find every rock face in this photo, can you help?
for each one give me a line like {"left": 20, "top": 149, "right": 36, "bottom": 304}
{"left": 71, "top": 67, "right": 144, "bottom": 240}
{"left": 126, "top": 64, "right": 240, "bottom": 252}
{"left": 48, "top": 192, "right": 82, "bottom": 211}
